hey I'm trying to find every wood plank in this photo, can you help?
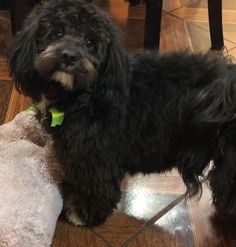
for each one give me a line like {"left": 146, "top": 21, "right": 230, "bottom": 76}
{"left": 0, "top": 79, "right": 13, "bottom": 124}
{"left": 5, "top": 87, "right": 31, "bottom": 123}
{"left": 0, "top": 10, "right": 12, "bottom": 58}
{"left": 0, "top": 60, "right": 11, "bottom": 81}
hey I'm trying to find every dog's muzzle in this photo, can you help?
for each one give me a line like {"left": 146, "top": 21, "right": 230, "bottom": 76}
{"left": 35, "top": 40, "right": 97, "bottom": 90}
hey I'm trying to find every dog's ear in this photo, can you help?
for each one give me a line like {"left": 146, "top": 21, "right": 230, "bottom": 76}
{"left": 9, "top": 10, "right": 40, "bottom": 97}
{"left": 97, "top": 32, "right": 129, "bottom": 117}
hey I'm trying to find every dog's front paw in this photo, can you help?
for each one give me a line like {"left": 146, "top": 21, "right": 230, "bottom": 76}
{"left": 64, "top": 195, "right": 85, "bottom": 226}
{"left": 66, "top": 207, "right": 84, "bottom": 226}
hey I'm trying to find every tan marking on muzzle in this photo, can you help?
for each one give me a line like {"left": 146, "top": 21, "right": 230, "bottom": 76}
{"left": 83, "top": 58, "right": 97, "bottom": 81}
{"left": 51, "top": 71, "right": 74, "bottom": 90}
{"left": 35, "top": 45, "right": 59, "bottom": 76}
{"left": 40, "top": 45, "right": 57, "bottom": 59}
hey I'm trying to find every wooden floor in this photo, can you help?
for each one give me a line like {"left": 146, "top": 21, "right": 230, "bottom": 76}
{"left": 1, "top": 0, "right": 236, "bottom": 246}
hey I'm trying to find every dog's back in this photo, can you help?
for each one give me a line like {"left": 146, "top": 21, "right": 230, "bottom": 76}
{"left": 125, "top": 52, "right": 236, "bottom": 206}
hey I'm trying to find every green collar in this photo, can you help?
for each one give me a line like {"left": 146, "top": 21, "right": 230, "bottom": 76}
{"left": 27, "top": 105, "right": 64, "bottom": 127}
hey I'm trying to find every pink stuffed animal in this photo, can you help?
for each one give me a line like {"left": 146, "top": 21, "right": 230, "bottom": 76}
{"left": 0, "top": 111, "right": 63, "bottom": 247}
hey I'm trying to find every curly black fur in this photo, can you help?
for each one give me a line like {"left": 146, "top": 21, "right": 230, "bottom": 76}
{"left": 9, "top": 0, "right": 236, "bottom": 227}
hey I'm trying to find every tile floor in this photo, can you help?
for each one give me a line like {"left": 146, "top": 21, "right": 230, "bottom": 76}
{"left": 1, "top": 0, "right": 236, "bottom": 246}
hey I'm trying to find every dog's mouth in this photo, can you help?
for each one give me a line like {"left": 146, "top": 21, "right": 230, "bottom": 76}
{"left": 51, "top": 71, "right": 75, "bottom": 90}
{"left": 49, "top": 60, "right": 95, "bottom": 90}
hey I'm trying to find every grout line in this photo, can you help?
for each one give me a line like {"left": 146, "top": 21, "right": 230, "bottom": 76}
{"left": 166, "top": 8, "right": 236, "bottom": 46}
{"left": 92, "top": 228, "right": 115, "bottom": 247}
{"left": 228, "top": 45, "right": 236, "bottom": 52}
{"left": 119, "top": 193, "right": 186, "bottom": 247}
{"left": 164, "top": 11, "right": 236, "bottom": 47}
{"left": 166, "top": 0, "right": 201, "bottom": 15}
{"left": 183, "top": 20, "right": 194, "bottom": 52}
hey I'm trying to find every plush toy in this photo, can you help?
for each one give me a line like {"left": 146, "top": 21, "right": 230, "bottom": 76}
{"left": 0, "top": 111, "right": 63, "bottom": 247}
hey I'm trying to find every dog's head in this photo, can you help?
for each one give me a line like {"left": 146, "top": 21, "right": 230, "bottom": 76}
{"left": 9, "top": 0, "right": 128, "bottom": 103}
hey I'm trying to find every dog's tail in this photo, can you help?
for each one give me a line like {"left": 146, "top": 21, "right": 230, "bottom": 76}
{"left": 183, "top": 61, "right": 236, "bottom": 126}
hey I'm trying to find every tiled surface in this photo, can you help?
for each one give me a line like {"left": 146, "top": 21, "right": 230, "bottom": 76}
{"left": 53, "top": 217, "right": 110, "bottom": 247}
{"left": 163, "top": 0, "right": 199, "bottom": 12}
{"left": 124, "top": 226, "right": 185, "bottom": 247}
{"left": 159, "top": 14, "right": 193, "bottom": 52}
{"left": 185, "top": 21, "right": 236, "bottom": 52}
{"left": 187, "top": 183, "right": 236, "bottom": 247}
{"left": 172, "top": 0, "right": 236, "bottom": 46}
{"left": 93, "top": 211, "right": 144, "bottom": 247}
{"left": 120, "top": 193, "right": 177, "bottom": 224}
{"left": 121, "top": 173, "right": 185, "bottom": 195}
{"left": 125, "top": 200, "right": 195, "bottom": 247}
{"left": 1, "top": 0, "right": 236, "bottom": 246}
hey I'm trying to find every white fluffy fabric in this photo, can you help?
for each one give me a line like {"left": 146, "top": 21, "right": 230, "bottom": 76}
{"left": 0, "top": 112, "right": 63, "bottom": 247}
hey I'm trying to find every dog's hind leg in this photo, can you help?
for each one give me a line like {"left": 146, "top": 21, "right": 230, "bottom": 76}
{"left": 209, "top": 124, "right": 236, "bottom": 218}
{"left": 209, "top": 158, "right": 236, "bottom": 218}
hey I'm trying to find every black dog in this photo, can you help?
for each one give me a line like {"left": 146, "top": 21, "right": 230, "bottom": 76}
{"left": 9, "top": 0, "right": 236, "bottom": 227}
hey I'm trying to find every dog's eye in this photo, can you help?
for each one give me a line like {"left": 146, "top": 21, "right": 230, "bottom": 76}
{"left": 52, "top": 29, "right": 64, "bottom": 39}
{"left": 85, "top": 39, "right": 93, "bottom": 49}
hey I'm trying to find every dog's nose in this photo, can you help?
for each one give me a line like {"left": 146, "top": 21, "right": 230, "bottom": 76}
{"left": 61, "top": 50, "right": 77, "bottom": 66}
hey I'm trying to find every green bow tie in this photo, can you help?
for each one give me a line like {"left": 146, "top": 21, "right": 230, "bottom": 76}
{"left": 27, "top": 105, "right": 64, "bottom": 127}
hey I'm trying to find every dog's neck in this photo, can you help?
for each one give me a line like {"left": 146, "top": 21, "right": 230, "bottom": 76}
{"left": 34, "top": 86, "right": 91, "bottom": 115}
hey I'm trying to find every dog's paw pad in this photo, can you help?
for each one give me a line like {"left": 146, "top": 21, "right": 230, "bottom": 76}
{"left": 66, "top": 209, "right": 84, "bottom": 226}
